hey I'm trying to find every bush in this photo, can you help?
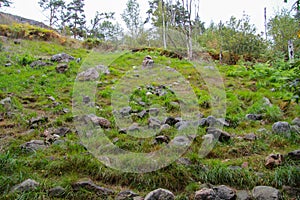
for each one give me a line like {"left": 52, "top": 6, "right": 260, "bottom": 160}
{"left": 82, "top": 38, "right": 102, "bottom": 49}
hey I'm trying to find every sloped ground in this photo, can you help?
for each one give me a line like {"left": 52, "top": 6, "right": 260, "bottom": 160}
{"left": 0, "top": 37, "right": 299, "bottom": 199}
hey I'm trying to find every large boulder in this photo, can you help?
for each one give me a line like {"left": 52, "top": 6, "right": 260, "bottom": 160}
{"left": 144, "top": 188, "right": 175, "bottom": 200}
{"left": 252, "top": 186, "right": 282, "bottom": 200}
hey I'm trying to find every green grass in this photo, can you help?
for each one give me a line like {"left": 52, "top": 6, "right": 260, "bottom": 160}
{"left": 0, "top": 36, "right": 299, "bottom": 199}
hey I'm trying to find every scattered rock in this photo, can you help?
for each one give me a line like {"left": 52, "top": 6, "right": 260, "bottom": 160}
{"left": 206, "top": 127, "right": 231, "bottom": 142}
{"left": 54, "top": 127, "right": 71, "bottom": 137}
{"left": 252, "top": 186, "right": 282, "bottom": 200}
{"left": 213, "top": 185, "right": 236, "bottom": 200}
{"left": 128, "top": 123, "right": 140, "bottom": 132}
{"left": 142, "top": 55, "right": 154, "bottom": 68}
{"left": 154, "top": 135, "right": 170, "bottom": 144}
{"left": 159, "top": 124, "right": 171, "bottom": 132}
{"left": 5, "top": 62, "right": 12, "bottom": 67}
{"left": 291, "top": 117, "right": 300, "bottom": 127}
{"left": 172, "top": 136, "right": 190, "bottom": 146}
{"left": 164, "top": 117, "right": 180, "bottom": 126}
{"left": 243, "top": 133, "right": 257, "bottom": 141}
{"left": 21, "top": 140, "right": 47, "bottom": 151}
{"left": 11, "top": 179, "right": 39, "bottom": 192}
{"left": 286, "top": 149, "right": 300, "bottom": 160}
{"left": 84, "top": 114, "right": 111, "bottom": 128}
{"left": 51, "top": 53, "right": 75, "bottom": 63}
{"left": 72, "top": 180, "right": 114, "bottom": 195}
{"left": 29, "top": 116, "right": 48, "bottom": 128}
{"left": 48, "top": 186, "right": 66, "bottom": 197}
{"left": 77, "top": 68, "right": 99, "bottom": 81}
{"left": 148, "top": 108, "right": 160, "bottom": 116}
{"left": 119, "top": 106, "right": 132, "bottom": 117}
{"left": 48, "top": 96, "right": 56, "bottom": 101}
{"left": 272, "top": 121, "right": 291, "bottom": 136}
{"left": 14, "top": 39, "right": 21, "bottom": 45}
{"left": 116, "top": 190, "right": 139, "bottom": 200}
{"left": 148, "top": 117, "right": 161, "bottom": 129}
{"left": 291, "top": 125, "right": 300, "bottom": 134}
{"left": 30, "top": 60, "right": 52, "bottom": 68}
{"left": 236, "top": 190, "right": 251, "bottom": 200}
{"left": 246, "top": 114, "right": 263, "bottom": 121}
{"left": 95, "top": 65, "right": 110, "bottom": 75}
{"left": 56, "top": 63, "right": 68, "bottom": 73}
{"left": 137, "top": 110, "right": 147, "bottom": 118}
{"left": 263, "top": 97, "right": 272, "bottom": 107}
{"left": 82, "top": 95, "right": 91, "bottom": 104}
{"left": 119, "top": 128, "right": 127, "bottom": 134}
{"left": 195, "top": 188, "right": 220, "bottom": 200}
{"left": 265, "top": 153, "right": 283, "bottom": 169}
{"left": 144, "top": 188, "right": 174, "bottom": 200}
{"left": 206, "top": 116, "right": 229, "bottom": 127}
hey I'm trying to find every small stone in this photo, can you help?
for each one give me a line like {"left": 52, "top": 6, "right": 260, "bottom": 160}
{"left": 172, "top": 136, "right": 190, "bottom": 146}
{"left": 84, "top": 114, "right": 111, "bottom": 128}
{"left": 5, "top": 62, "right": 12, "bottom": 67}
{"left": 148, "top": 108, "right": 160, "bottom": 116}
{"left": 137, "top": 110, "right": 147, "bottom": 118}
{"left": 206, "top": 127, "right": 231, "bottom": 142}
{"left": 246, "top": 114, "right": 263, "bottom": 121}
{"left": 154, "top": 135, "right": 170, "bottom": 144}
{"left": 30, "top": 60, "right": 52, "bottom": 68}
{"left": 56, "top": 63, "right": 68, "bottom": 73}
{"left": 243, "top": 133, "right": 257, "bottom": 141}
{"left": 213, "top": 185, "right": 236, "bottom": 200}
{"left": 195, "top": 188, "right": 220, "bottom": 200}
{"left": 82, "top": 96, "right": 91, "bottom": 104}
{"left": 263, "top": 97, "right": 272, "bottom": 107}
{"left": 119, "top": 106, "right": 132, "bottom": 117}
{"left": 272, "top": 121, "right": 291, "bottom": 136}
{"left": 265, "top": 153, "right": 283, "bottom": 169}
{"left": 148, "top": 117, "right": 161, "bottom": 129}
{"left": 160, "top": 124, "right": 171, "bottom": 132}
{"left": 72, "top": 179, "right": 114, "bottom": 195}
{"left": 48, "top": 186, "right": 66, "bottom": 197}
{"left": 291, "top": 117, "right": 300, "bottom": 127}
{"left": 54, "top": 127, "right": 71, "bottom": 137}
{"left": 48, "top": 96, "right": 56, "bottom": 101}
{"left": 116, "top": 190, "right": 139, "bottom": 200}
{"left": 142, "top": 55, "right": 154, "bottom": 68}
{"left": 282, "top": 186, "right": 300, "bottom": 199}
{"left": 20, "top": 140, "right": 47, "bottom": 152}
{"left": 51, "top": 53, "right": 75, "bottom": 63}
{"left": 11, "top": 179, "right": 39, "bottom": 192}
{"left": 77, "top": 68, "right": 99, "bottom": 81}
{"left": 252, "top": 186, "right": 282, "bottom": 200}
{"left": 144, "top": 188, "right": 174, "bottom": 200}
{"left": 128, "top": 123, "right": 140, "bottom": 132}
{"left": 164, "top": 117, "right": 180, "bottom": 126}
{"left": 14, "top": 39, "right": 21, "bottom": 44}
{"left": 119, "top": 128, "right": 127, "bottom": 134}
{"left": 286, "top": 149, "right": 300, "bottom": 160}
{"left": 176, "top": 157, "right": 192, "bottom": 166}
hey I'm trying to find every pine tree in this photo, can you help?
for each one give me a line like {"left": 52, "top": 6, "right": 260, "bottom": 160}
{"left": 38, "top": 0, "right": 65, "bottom": 27}
{"left": 65, "top": 0, "right": 86, "bottom": 39}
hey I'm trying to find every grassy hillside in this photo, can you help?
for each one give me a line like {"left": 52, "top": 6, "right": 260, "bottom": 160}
{"left": 0, "top": 27, "right": 299, "bottom": 199}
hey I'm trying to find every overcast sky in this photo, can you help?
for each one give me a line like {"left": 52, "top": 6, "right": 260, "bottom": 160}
{"left": 2, "top": 0, "right": 295, "bottom": 33}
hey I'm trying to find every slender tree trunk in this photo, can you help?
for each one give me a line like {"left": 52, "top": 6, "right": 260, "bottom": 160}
{"left": 161, "top": 0, "right": 167, "bottom": 49}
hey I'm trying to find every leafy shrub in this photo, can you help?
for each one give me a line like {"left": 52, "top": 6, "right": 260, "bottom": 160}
{"left": 17, "top": 54, "right": 36, "bottom": 66}
{"left": 82, "top": 38, "right": 102, "bottom": 49}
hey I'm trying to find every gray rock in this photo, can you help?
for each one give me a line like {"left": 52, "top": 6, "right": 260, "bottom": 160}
{"left": 265, "top": 153, "right": 283, "bottom": 169}
{"left": 144, "top": 188, "right": 174, "bottom": 200}
{"left": 116, "top": 190, "right": 139, "bottom": 200}
{"left": 176, "top": 157, "right": 192, "bottom": 166}
{"left": 291, "top": 125, "right": 300, "bottom": 134}
{"left": 164, "top": 117, "right": 180, "bottom": 126}
{"left": 30, "top": 60, "right": 52, "bottom": 68}
{"left": 195, "top": 188, "right": 220, "bottom": 200}
{"left": 142, "top": 55, "right": 154, "bottom": 68}
{"left": 206, "top": 127, "right": 231, "bottom": 142}
{"left": 29, "top": 116, "right": 48, "bottom": 128}
{"left": 148, "top": 108, "right": 160, "bottom": 116}
{"left": 5, "top": 63, "right": 12, "bottom": 67}
{"left": 206, "top": 116, "right": 229, "bottom": 127}
{"left": 54, "top": 127, "right": 71, "bottom": 137}
{"left": 82, "top": 96, "right": 91, "bottom": 104}
{"left": 236, "top": 190, "right": 251, "bottom": 200}
{"left": 286, "top": 149, "right": 300, "bottom": 160}
{"left": 252, "top": 186, "right": 282, "bottom": 200}
{"left": 154, "top": 135, "right": 170, "bottom": 144}
{"left": 0, "top": 97, "right": 12, "bottom": 106}
{"left": 263, "top": 97, "right": 272, "bottom": 107}
{"left": 282, "top": 186, "right": 300, "bottom": 199}
{"left": 72, "top": 180, "right": 114, "bottom": 195}
{"left": 243, "top": 133, "right": 257, "bottom": 141}
{"left": 137, "top": 110, "right": 147, "bottom": 118}
{"left": 148, "top": 117, "right": 161, "bottom": 129}
{"left": 128, "top": 123, "right": 140, "bottom": 132}
{"left": 213, "top": 185, "right": 236, "bottom": 200}
{"left": 11, "top": 179, "right": 39, "bottom": 192}
{"left": 95, "top": 65, "right": 110, "bottom": 75}
{"left": 160, "top": 124, "right": 171, "bottom": 132}
{"left": 119, "top": 106, "right": 132, "bottom": 117}
{"left": 84, "top": 114, "right": 111, "bottom": 128}
{"left": 172, "top": 136, "right": 190, "bottom": 146}
{"left": 246, "top": 114, "right": 263, "bottom": 121}
{"left": 291, "top": 117, "right": 300, "bottom": 127}
{"left": 51, "top": 53, "right": 75, "bottom": 63}
{"left": 56, "top": 63, "right": 68, "bottom": 73}
{"left": 77, "top": 68, "right": 99, "bottom": 81}
{"left": 48, "top": 186, "right": 66, "bottom": 197}
{"left": 21, "top": 140, "right": 47, "bottom": 151}
{"left": 272, "top": 121, "right": 291, "bottom": 136}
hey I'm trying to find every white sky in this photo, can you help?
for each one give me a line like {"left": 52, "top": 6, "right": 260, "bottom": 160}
{"left": 2, "top": 0, "right": 295, "bottom": 33}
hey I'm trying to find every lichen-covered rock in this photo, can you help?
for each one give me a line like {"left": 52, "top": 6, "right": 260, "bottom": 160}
{"left": 272, "top": 121, "right": 291, "bottom": 136}
{"left": 144, "top": 188, "right": 174, "bottom": 200}
{"left": 265, "top": 153, "right": 283, "bottom": 169}
{"left": 213, "top": 185, "right": 236, "bottom": 200}
{"left": 51, "top": 53, "right": 74, "bottom": 63}
{"left": 252, "top": 186, "right": 282, "bottom": 200}
{"left": 195, "top": 188, "right": 220, "bottom": 200}
{"left": 11, "top": 179, "right": 39, "bottom": 192}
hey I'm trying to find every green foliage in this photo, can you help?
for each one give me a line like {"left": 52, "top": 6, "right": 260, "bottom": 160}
{"left": 82, "top": 38, "right": 102, "bottom": 49}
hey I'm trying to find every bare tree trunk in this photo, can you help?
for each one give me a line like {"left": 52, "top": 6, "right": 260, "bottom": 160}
{"left": 161, "top": 0, "right": 167, "bottom": 49}
{"left": 288, "top": 39, "right": 294, "bottom": 62}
